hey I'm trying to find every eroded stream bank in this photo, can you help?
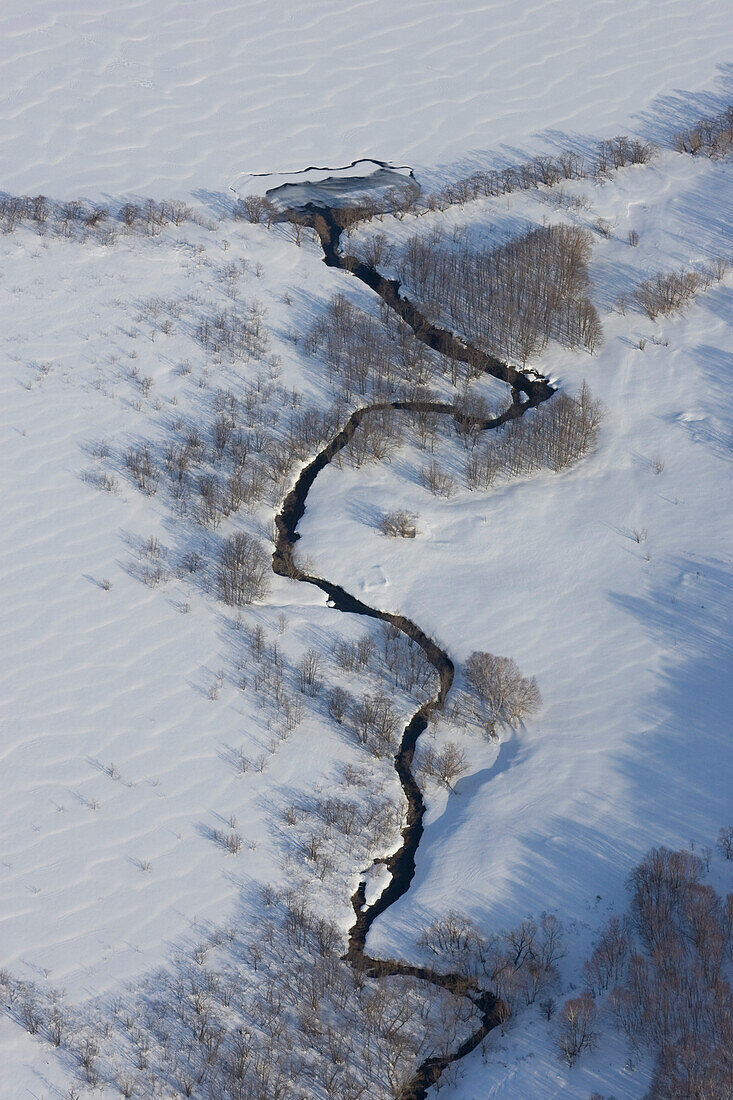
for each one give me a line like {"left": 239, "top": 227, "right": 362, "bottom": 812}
{"left": 272, "top": 201, "right": 555, "bottom": 1098}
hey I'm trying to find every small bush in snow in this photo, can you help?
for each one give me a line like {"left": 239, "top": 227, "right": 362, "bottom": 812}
{"left": 379, "top": 510, "right": 418, "bottom": 538}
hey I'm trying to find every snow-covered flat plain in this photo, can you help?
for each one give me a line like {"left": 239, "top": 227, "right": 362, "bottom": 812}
{"left": 0, "top": 1, "right": 732, "bottom": 1097}
{"left": 1, "top": 0, "right": 732, "bottom": 197}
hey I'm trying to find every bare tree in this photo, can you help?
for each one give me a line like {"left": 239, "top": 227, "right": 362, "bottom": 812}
{"left": 465, "top": 650, "right": 542, "bottom": 732}
{"left": 557, "top": 994, "right": 598, "bottom": 1066}
{"left": 418, "top": 741, "right": 469, "bottom": 790}
{"left": 218, "top": 533, "right": 270, "bottom": 606}
{"left": 327, "top": 686, "right": 352, "bottom": 724}
{"left": 235, "top": 195, "right": 276, "bottom": 224}
{"left": 717, "top": 825, "right": 733, "bottom": 860}
{"left": 298, "top": 648, "right": 323, "bottom": 696}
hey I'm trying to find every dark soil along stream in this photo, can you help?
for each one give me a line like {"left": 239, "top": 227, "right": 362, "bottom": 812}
{"left": 272, "top": 202, "right": 555, "bottom": 1098}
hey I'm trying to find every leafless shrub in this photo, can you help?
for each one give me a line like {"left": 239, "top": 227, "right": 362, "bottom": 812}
{"left": 334, "top": 632, "right": 374, "bottom": 673}
{"left": 224, "top": 831, "right": 243, "bottom": 855}
{"left": 710, "top": 256, "right": 730, "bottom": 282}
{"left": 217, "top": 532, "right": 270, "bottom": 606}
{"left": 465, "top": 446, "right": 502, "bottom": 490}
{"left": 120, "top": 202, "right": 139, "bottom": 227}
{"left": 379, "top": 510, "right": 418, "bottom": 537}
{"left": 421, "top": 461, "right": 455, "bottom": 497}
{"left": 47, "top": 1007, "right": 66, "bottom": 1047}
{"left": 235, "top": 195, "right": 276, "bottom": 224}
{"left": 125, "top": 445, "right": 158, "bottom": 494}
{"left": 198, "top": 475, "right": 224, "bottom": 527}
{"left": 141, "top": 199, "right": 173, "bottom": 236}
{"left": 21, "top": 995, "right": 42, "bottom": 1035}
{"left": 628, "top": 229, "right": 640, "bottom": 247}
{"left": 167, "top": 199, "right": 192, "bottom": 226}
{"left": 379, "top": 623, "right": 436, "bottom": 697}
{"left": 360, "top": 231, "right": 395, "bottom": 269}
{"left": 584, "top": 917, "right": 631, "bottom": 995}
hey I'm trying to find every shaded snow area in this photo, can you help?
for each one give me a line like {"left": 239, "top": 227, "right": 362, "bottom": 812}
{"left": 0, "top": 2, "right": 732, "bottom": 1099}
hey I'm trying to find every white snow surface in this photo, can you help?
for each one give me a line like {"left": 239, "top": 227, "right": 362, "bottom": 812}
{"left": 0, "top": 2, "right": 732, "bottom": 1098}
{"left": 0, "top": 0, "right": 731, "bottom": 197}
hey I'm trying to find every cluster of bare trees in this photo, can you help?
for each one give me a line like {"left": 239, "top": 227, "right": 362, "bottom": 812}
{"left": 616, "top": 847, "right": 732, "bottom": 1098}
{"left": 333, "top": 631, "right": 376, "bottom": 674}
{"left": 569, "top": 844, "right": 733, "bottom": 1094}
{"left": 166, "top": 385, "right": 342, "bottom": 527}
{"left": 458, "top": 650, "right": 542, "bottom": 737}
{"left": 340, "top": 407, "right": 404, "bottom": 468}
{"left": 418, "top": 910, "right": 565, "bottom": 1019}
{"left": 399, "top": 224, "right": 602, "bottom": 366}
{"left": 0, "top": 193, "right": 193, "bottom": 241}
{"left": 419, "top": 137, "right": 654, "bottom": 215}
{"left": 3, "top": 888, "right": 481, "bottom": 1100}
{"left": 196, "top": 303, "right": 270, "bottom": 362}
{"left": 348, "top": 692, "right": 402, "bottom": 758}
{"left": 380, "top": 621, "right": 437, "bottom": 698}
{"left": 465, "top": 381, "right": 603, "bottom": 490}
{"left": 121, "top": 377, "right": 347, "bottom": 600}
{"left": 295, "top": 788, "right": 404, "bottom": 883}
{"left": 235, "top": 625, "right": 306, "bottom": 756}
{"left": 628, "top": 258, "right": 729, "bottom": 320}
{"left": 217, "top": 532, "right": 270, "bottom": 605}
{"left": 233, "top": 615, "right": 433, "bottom": 785}
{"left": 331, "top": 623, "right": 435, "bottom": 703}
{"left": 307, "top": 293, "right": 442, "bottom": 403}
{"left": 674, "top": 105, "right": 733, "bottom": 159}
{"left": 417, "top": 741, "right": 469, "bottom": 790}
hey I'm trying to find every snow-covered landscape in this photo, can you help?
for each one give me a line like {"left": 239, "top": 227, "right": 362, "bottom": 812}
{"left": 1, "top": 2, "right": 732, "bottom": 1098}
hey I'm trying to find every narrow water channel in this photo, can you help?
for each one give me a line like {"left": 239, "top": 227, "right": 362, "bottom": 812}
{"left": 272, "top": 202, "right": 555, "bottom": 1098}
